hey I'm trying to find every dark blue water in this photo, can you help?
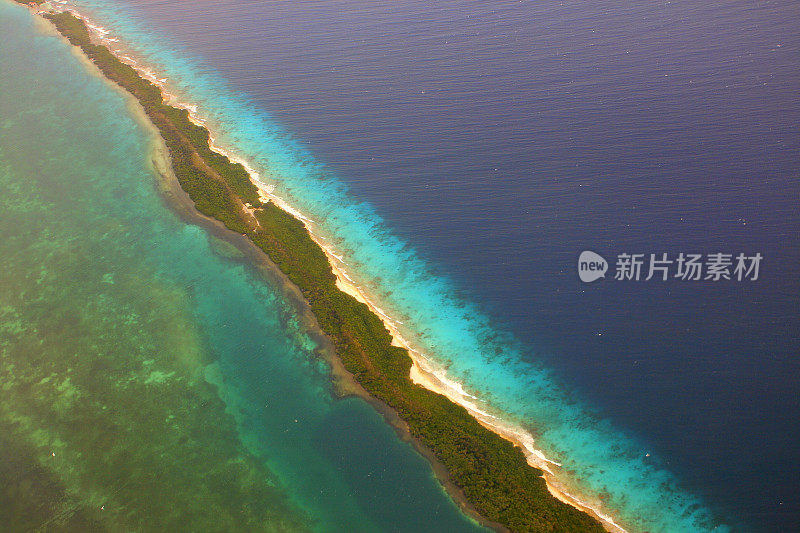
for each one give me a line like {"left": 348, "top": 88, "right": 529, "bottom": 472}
{"left": 63, "top": 0, "right": 800, "bottom": 530}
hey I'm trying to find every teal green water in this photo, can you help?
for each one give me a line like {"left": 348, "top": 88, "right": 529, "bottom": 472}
{"left": 0, "top": 4, "right": 486, "bottom": 531}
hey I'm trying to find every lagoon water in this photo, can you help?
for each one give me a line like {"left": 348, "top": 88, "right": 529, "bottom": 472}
{"left": 0, "top": 4, "right": 487, "bottom": 531}
{"left": 5, "top": 0, "right": 800, "bottom": 531}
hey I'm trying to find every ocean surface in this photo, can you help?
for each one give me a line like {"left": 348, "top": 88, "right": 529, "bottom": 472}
{"left": 0, "top": 4, "right": 488, "bottom": 531}
{"left": 7, "top": 0, "right": 799, "bottom": 531}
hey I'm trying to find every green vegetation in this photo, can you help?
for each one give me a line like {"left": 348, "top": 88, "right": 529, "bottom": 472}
{"left": 43, "top": 11, "right": 260, "bottom": 236}
{"left": 42, "top": 11, "right": 605, "bottom": 532}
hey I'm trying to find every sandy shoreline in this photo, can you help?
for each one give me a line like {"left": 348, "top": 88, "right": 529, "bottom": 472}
{"left": 306, "top": 229, "right": 627, "bottom": 533}
{"left": 29, "top": 4, "right": 627, "bottom": 531}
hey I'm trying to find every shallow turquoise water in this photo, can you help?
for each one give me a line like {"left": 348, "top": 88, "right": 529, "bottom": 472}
{"left": 47, "top": 0, "right": 743, "bottom": 530}
{"left": 0, "top": 4, "right": 486, "bottom": 531}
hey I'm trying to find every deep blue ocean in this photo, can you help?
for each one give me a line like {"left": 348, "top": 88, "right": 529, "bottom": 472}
{"left": 50, "top": 0, "right": 800, "bottom": 531}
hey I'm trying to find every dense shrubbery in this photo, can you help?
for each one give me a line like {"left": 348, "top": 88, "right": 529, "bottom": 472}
{"left": 44, "top": 11, "right": 259, "bottom": 234}
{"left": 45, "top": 11, "right": 605, "bottom": 532}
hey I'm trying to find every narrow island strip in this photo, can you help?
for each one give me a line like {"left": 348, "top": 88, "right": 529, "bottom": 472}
{"left": 24, "top": 4, "right": 610, "bottom": 532}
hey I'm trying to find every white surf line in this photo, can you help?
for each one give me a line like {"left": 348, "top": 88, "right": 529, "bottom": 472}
{"left": 65, "top": 9, "right": 628, "bottom": 532}
{"left": 307, "top": 232, "right": 628, "bottom": 533}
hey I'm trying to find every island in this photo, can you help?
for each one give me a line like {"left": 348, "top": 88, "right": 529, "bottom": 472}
{"left": 17, "top": 4, "right": 607, "bottom": 532}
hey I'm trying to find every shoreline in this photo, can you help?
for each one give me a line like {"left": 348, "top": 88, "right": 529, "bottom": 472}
{"left": 310, "top": 228, "right": 626, "bottom": 533}
{"left": 27, "top": 4, "right": 620, "bottom": 531}
{"left": 147, "top": 103, "right": 508, "bottom": 533}
{"left": 190, "top": 91, "right": 626, "bottom": 533}
{"left": 178, "top": 95, "right": 625, "bottom": 532}
{"left": 149, "top": 42, "right": 628, "bottom": 533}
{"left": 27, "top": 10, "right": 504, "bottom": 530}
